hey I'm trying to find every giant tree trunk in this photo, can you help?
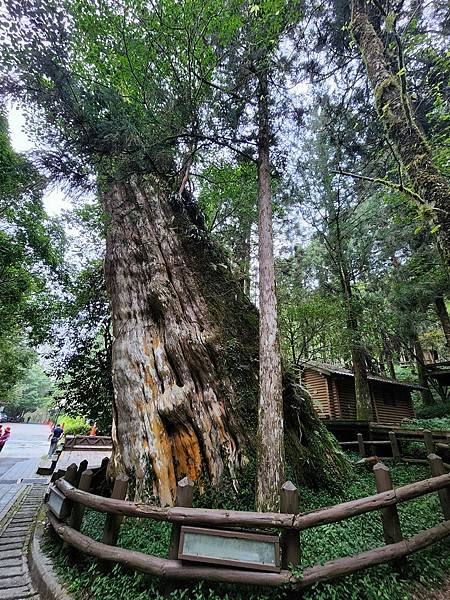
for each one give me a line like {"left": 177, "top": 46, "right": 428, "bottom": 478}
{"left": 256, "top": 69, "right": 285, "bottom": 512}
{"left": 351, "top": 0, "right": 450, "bottom": 266}
{"left": 102, "top": 176, "right": 350, "bottom": 505}
{"left": 435, "top": 295, "right": 450, "bottom": 352}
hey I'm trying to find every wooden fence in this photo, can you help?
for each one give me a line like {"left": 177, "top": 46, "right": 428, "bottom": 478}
{"left": 45, "top": 453, "right": 450, "bottom": 592}
{"left": 339, "top": 429, "right": 450, "bottom": 467}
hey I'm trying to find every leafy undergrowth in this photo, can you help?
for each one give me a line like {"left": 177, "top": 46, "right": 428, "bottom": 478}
{"left": 43, "top": 460, "right": 450, "bottom": 600}
{"left": 402, "top": 416, "right": 450, "bottom": 431}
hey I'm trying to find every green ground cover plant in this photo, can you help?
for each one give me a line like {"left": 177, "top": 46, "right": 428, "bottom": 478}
{"left": 44, "top": 459, "right": 450, "bottom": 600}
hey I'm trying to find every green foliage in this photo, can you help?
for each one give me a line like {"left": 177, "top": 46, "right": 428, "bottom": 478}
{"left": 0, "top": 108, "right": 64, "bottom": 403}
{"left": 3, "top": 360, "right": 53, "bottom": 419}
{"left": 401, "top": 416, "right": 450, "bottom": 432}
{"left": 58, "top": 413, "right": 90, "bottom": 435}
{"left": 44, "top": 462, "right": 450, "bottom": 600}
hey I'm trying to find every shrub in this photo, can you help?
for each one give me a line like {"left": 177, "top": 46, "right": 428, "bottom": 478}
{"left": 59, "top": 414, "right": 90, "bottom": 436}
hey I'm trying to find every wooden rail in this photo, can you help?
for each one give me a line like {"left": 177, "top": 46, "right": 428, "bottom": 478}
{"left": 339, "top": 429, "right": 450, "bottom": 465}
{"left": 47, "top": 454, "right": 450, "bottom": 591}
{"left": 55, "top": 471, "right": 450, "bottom": 530}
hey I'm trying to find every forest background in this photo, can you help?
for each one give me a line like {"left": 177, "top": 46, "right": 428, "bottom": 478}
{"left": 0, "top": 0, "right": 449, "bottom": 463}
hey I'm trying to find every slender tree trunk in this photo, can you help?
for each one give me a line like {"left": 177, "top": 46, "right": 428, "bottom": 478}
{"left": 435, "top": 294, "right": 450, "bottom": 352}
{"left": 341, "top": 270, "right": 373, "bottom": 420}
{"left": 412, "top": 334, "right": 434, "bottom": 405}
{"left": 351, "top": 0, "right": 450, "bottom": 266}
{"left": 256, "top": 70, "right": 285, "bottom": 512}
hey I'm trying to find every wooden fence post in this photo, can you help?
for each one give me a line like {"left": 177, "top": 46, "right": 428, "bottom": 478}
{"left": 280, "top": 481, "right": 300, "bottom": 568}
{"left": 64, "top": 463, "right": 78, "bottom": 485}
{"left": 168, "top": 477, "right": 194, "bottom": 559}
{"left": 373, "top": 462, "right": 406, "bottom": 573}
{"left": 423, "top": 430, "right": 435, "bottom": 455}
{"left": 102, "top": 475, "right": 129, "bottom": 546}
{"left": 428, "top": 454, "right": 450, "bottom": 520}
{"left": 69, "top": 469, "right": 93, "bottom": 532}
{"left": 389, "top": 432, "right": 401, "bottom": 462}
{"left": 357, "top": 433, "right": 366, "bottom": 458}
{"left": 76, "top": 459, "right": 88, "bottom": 486}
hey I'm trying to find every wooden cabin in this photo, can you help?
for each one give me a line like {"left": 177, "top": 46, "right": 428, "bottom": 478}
{"left": 301, "top": 362, "right": 421, "bottom": 425}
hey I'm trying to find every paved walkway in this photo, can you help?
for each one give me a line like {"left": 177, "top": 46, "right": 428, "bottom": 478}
{"left": 0, "top": 424, "right": 50, "bottom": 522}
{"left": 0, "top": 484, "right": 47, "bottom": 599}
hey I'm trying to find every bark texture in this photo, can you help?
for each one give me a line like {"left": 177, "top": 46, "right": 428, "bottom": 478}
{"left": 102, "top": 176, "right": 350, "bottom": 505}
{"left": 412, "top": 337, "right": 434, "bottom": 405}
{"left": 435, "top": 295, "right": 450, "bottom": 352}
{"left": 104, "top": 178, "right": 249, "bottom": 504}
{"left": 351, "top": 0, "right": 450, "bottom": 266}
{"left": 256, "top": 70, "right": 285, "bottom": 512}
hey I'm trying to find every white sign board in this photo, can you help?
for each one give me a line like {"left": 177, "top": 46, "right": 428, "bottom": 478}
{"left": 178, "top": 526, "right": 280, "bottom": 572}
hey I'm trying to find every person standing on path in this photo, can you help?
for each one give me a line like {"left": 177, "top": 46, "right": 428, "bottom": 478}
{"left": 47, "top": 423, "right": 64, "bottom": 457}
{"left": 0, "top": 426, "right": 11, "bottom": 452}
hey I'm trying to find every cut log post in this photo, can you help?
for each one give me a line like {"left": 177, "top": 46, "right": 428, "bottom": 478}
{"left": 424, "top": 430, "right": 435, "bottom": 455}
{"left": 51, "top": 468, "right": 65, "bottom": 482}
{"left": 168, "top": 477, "right": 195, "bottom": 559}
{"left": 64, "top": 463, "right": 78, "bottom": 486}
{"left": 102, "top": 476, "right": 129, "bottom": 546}
{"left": 76, "top": 460, "right": 88, "bottom": 486}
{"left": 357, "top": 433, "right": 366, "bottom": 457}
{"left": 280, "top": 481, "right": 300, "bottom": 568}
{"left": 428, "top": 454, "right": 450, "bottom": 520}
{"left": 69, "top": 469, "right": 93, "bottom": 532}
{"left": 373, "top": 463, "right": 406, "bottom": 573}
{"left": 389, "top": 432, "right": 401, "bottom": 462}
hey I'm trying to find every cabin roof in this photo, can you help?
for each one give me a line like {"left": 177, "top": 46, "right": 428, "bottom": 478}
{"left": 301, "top": 362, "right": 426, "bottom": 391}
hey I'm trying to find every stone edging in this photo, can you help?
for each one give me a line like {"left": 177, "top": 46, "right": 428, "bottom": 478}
{"left": 28, "top": 520, "right": 72, "bottom": 600}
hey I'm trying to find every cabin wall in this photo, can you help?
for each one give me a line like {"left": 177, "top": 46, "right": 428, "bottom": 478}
{"left": 303, "top": 369, "right": 331, "bottom": 418}
{"left": 372, "top": 384, "right": 415, "bottom": 425}
{"left": 336, "top": 379, "right": 357, "bottom": 420}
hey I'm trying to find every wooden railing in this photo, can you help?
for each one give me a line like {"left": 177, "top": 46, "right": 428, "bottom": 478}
{"left": 45, "top": 453, "right": 450, "bottom": 591}
{"left": 339, "top": 429, "right": 450, "bottom": 466}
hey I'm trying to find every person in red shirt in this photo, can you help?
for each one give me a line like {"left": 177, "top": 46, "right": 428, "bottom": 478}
{"left": 0, "top": 426, "right": 11, "bottom": 452}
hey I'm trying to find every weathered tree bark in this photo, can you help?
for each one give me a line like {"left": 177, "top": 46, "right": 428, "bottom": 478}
{"left": 351, "top": 0, "right": 450, "bottom": 266}
{"left": 435, "top": 294, "right": 450, "bottom": 352}
{"left": 412, "top": 335, "right": 434, "bottom": 405}
{"left": 351, "top": 343, "right": 373, "bottom": 420}
{"left": 103, "top": 176, "right": 350, "bottom": 505}
{"left": 256, "top": 69, "right": 285, "bottom": 512}
{"left": 341, "top": 270, "right": 373, "bottom": 420}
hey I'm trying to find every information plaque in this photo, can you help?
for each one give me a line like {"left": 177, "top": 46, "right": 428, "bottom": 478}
{"left": 47, "top": 485, "right": 71, "bottom": 520}
{"left": 178, "top": 526, "right": 281, "bottom": 572}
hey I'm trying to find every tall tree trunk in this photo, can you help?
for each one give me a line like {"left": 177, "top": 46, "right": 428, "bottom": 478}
{"left": 435, "top": 294, "right": 450, "bottom": 352}
{"left": 351, "top": 0, "right": 450, "bottom": 266}
{"left": 103, "top": 176, "right": 350, "bottom": 504}
{"left": 256, "top": 70, "right": 285, "bottom": 512}
{"left": 341, "top": 268, "right": 373, "bottom": 421}
{"left": 412, "top": 334, "right": 434, "bottom": 405}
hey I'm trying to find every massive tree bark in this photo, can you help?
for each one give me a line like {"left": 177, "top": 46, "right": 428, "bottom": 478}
{"left": 102, "top": 175, "right": 350, "bottom": 505}
{"left": 256, "top": 70, "right": 285, "bottom": 512}
{"left": 435, "top": 295, "right": 450, "bottom": 352}
{"left": 351, "top": 0, "right": 450, "bottom": 267}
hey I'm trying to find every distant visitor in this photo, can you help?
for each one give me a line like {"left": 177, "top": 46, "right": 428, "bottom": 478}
{"left": 48, "top": 423, "right": 64, "bottom": 458}
{"left": 0, "top": 426, "right": 11, "bottom": 452}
